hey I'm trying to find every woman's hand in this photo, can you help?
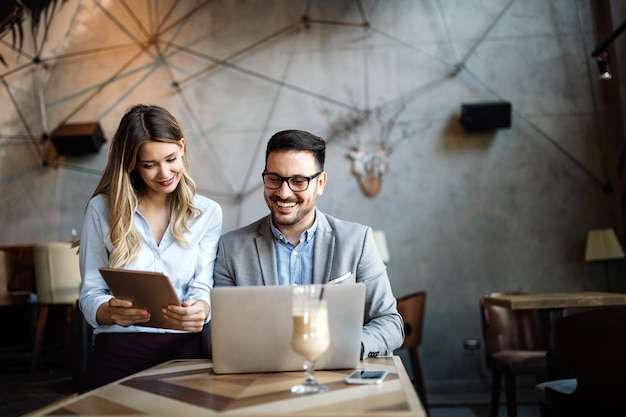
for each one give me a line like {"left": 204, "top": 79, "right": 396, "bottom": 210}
{"left": 162, "top": 299, "right": 209, "bottom": 333}
{"left": 97, "top": 297, "right": 151, "bottom": 327}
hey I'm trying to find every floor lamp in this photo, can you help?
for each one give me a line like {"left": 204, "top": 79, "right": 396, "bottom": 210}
{"left": 585, "top": 228, "right": 625, "bottom": 292}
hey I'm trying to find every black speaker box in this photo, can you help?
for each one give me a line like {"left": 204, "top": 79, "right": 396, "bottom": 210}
{"left": 460, "top": 102, "right": 511, "bottom": 132}
{"left": 50, "top": 122, "right": 106, "bottom": 155}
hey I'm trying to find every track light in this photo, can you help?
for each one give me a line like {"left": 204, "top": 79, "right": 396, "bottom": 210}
{"left": 596, "top": 51, "right": 612, "bottom": 80}
{"left": 590, "top": 18, "right": 626, "bottom": 81}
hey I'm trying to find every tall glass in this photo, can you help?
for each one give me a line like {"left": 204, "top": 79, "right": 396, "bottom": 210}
{"left": 290, "top": 285, "right": 331, "bottom": 394}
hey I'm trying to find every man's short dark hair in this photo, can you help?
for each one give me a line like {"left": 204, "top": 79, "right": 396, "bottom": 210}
{"left": 265, "top": 130, "right": 326, "bottom": 171}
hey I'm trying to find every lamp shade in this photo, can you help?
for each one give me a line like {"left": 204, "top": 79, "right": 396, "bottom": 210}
{"left": 372, "top": 230, "right": 390, "bottom": 263}
{"left": 585, "top": 228, "right": 625, "bottom": 262}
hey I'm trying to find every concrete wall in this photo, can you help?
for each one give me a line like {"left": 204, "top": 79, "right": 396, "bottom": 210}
{"left": 1, "top": 0, "right": 625, "bottom": 394}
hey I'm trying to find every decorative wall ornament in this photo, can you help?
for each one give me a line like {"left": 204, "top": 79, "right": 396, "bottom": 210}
{"left": 322, "top": 100, "right": 411, "bottom": 197}
{"left": 348, "top": 146, "right": 389, "bottom": 197}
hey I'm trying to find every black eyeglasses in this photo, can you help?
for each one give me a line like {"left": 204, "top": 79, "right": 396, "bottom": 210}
{"left": 262, "top": 171, "right": 322, "bottom": 191}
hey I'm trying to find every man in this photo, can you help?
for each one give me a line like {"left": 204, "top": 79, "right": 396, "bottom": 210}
{"left": 213, "top": 129, "right": 404, "bottom": 358}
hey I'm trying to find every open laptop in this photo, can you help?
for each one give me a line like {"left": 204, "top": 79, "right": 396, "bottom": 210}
{"left": 210, "top": 283, "right": 365, "bottom": 374}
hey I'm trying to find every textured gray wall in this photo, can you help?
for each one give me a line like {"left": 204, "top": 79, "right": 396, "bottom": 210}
{"left": 1, "top": 0, "right": 625, "bottom": 394}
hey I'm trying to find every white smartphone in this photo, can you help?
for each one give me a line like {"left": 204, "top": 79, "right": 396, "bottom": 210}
{"left": 344, "top": 369, "right": 389, "bottom": 384}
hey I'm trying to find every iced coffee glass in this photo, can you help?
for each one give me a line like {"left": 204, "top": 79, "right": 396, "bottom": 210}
{"left": 290, "top": 285, "right": 330, "bottom": 394}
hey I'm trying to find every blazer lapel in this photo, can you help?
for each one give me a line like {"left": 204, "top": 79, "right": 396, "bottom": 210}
{"left": 313, "top": 211, "right": 334, "bottom": 284}
{"left": 256, "top": 217, "right": 279, "bottom": 286}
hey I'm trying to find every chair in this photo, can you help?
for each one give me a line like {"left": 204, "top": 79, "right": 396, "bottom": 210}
{"left": 0, "top": 245, "right": 36, "bottom": 304}
{"left": 535, "top": 306, "right": 626, "bottom": 416}
{"left": 396, "top": 291, "right": 428, "bottom": 412}
{"left": 480, "top": 292, "right": 550, "bottom": 417}
{"left": 31, "top": 242, "right": 81, "bottom": 377}
{"left": 0, "top": 250, "right": 17, "bottom": 304}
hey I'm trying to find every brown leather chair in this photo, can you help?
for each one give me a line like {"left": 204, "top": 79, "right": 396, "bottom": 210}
{"left": 396, "top": 291, "right": 428, "bottom": 413}
{"left": 535, "top": 306, "right": 626, "bottom": 416}
{"left": 480, "top": 292, "right": 550, "bottom": 417}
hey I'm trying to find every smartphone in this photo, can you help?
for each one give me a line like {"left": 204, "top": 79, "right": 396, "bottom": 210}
{"left": 344, "top": 369, "right": 389, "bottom": 384}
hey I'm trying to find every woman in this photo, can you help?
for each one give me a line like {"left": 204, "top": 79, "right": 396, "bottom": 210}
{"left": 77, "top": 104, "right": 222, "bottom": 392}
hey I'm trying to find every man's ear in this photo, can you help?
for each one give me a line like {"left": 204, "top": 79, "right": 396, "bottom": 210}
{"left": 317, "top": 171, "right": 327, "bottom": 195}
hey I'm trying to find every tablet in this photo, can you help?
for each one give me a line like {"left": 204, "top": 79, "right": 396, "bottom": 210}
{"left": 99, "top": 267, "right": 183, "bottom": 330}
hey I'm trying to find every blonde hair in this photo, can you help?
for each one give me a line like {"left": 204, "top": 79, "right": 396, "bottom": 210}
{"left": 88, "top": 104, "right": 200, "bottom": 267}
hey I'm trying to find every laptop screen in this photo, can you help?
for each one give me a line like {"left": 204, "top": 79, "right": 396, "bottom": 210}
{"left": 210, "top": 283, "right": 365, "bottom": 374}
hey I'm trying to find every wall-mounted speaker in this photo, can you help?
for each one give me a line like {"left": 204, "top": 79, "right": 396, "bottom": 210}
{"left": 50, "top": 122, "right": 106, "bottom": 155}
{"left": 460, "top": 102, "right": 511, "bottom": 132}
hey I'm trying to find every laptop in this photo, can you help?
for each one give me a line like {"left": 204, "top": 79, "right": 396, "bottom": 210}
{"left": 99, "top": 267, "right": 183, "bottom": 331}
{"left": 210, "top": 283, "right": 365, "bottom": 374}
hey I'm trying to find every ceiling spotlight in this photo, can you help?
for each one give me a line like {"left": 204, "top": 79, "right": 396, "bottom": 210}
{"left": 596, "top": 51, "right": 612, "bottom": 80}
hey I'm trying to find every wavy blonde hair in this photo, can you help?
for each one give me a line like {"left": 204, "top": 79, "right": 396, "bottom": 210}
{"left": 87, "top": 104, "right": 200, "bottom": 267}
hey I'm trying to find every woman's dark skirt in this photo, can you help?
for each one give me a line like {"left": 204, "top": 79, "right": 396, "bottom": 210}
{"left": 79, "top": 331, "right": 204, "bottom": 393}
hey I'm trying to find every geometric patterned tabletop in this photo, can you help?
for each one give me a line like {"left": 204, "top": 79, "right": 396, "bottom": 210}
{"left": 26, "top": 357, "right": 426, "bottom": 416}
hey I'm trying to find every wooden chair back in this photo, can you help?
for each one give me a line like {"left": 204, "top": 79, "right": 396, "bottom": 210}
{"left": 395, "top": 291, "right": 428, "bottom": 413}
{"left": 480, "top": 292, "right": 550, "bottom": 360}
{"left": 397, "top": 291, "right": 426, "bottom": 349}
{"left": 0, "top": 250, "right": 17, "bottom": 303}
{"left": 480, "top": 292, "right": 550, "bottom": 417}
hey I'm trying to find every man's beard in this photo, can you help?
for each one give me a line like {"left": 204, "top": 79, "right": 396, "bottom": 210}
{"left": 268, "top": 196, "right": 312, "bottom": 228}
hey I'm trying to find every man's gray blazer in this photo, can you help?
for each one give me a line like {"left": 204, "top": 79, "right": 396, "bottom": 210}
{"left": 213, "top": 209, "right": 404, "bottom": 358}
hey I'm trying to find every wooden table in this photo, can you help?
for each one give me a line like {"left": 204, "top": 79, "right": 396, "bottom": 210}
{"left": 482, "top": 291, "right": 626, "bottom": 310}
{"left": 484, "top": 291, "right": 626, "bottom": 381}
{"left": 25, "top": 356, "right": 426, "bottom": 417}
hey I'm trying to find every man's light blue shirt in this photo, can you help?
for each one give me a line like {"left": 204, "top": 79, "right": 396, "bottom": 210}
{"left": 269, "top": 216, "right": 317, "bottom": 286}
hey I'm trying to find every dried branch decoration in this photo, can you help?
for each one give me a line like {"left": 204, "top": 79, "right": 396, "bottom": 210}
{"left": 322, "top": 99, "right": 412, "bottom": 197}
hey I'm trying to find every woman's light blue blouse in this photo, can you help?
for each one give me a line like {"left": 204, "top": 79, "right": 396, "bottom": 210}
{"left": 78, "top": 193, "right": 222, "bottom": 335}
